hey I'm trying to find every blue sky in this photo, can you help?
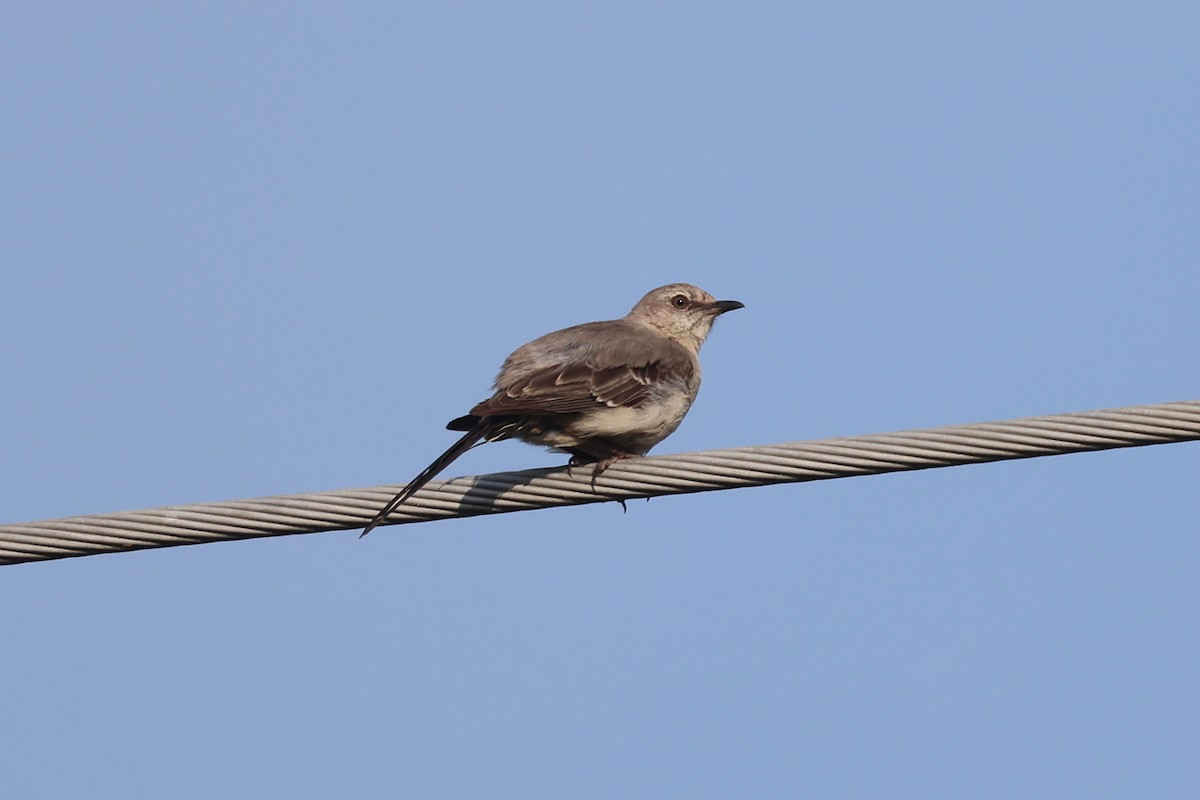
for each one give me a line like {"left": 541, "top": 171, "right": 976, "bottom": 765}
{"left": 3, "top": 2, "right": 1199, "bottom": 796}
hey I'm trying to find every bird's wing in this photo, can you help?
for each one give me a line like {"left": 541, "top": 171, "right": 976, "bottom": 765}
{"left": 469, "top": 321, "right": 696, "bottom": 418}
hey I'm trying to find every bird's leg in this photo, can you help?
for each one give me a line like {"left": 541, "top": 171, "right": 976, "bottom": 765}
{"left": 563, "top": 440, "right": 639, "bottom": 496}
{"left": 564, "top": 443, "right": 604, "bottom": 470}
{"left": 564, "top": 450, "right": 600, "bottom": 478}
{"left": 586, "top": 447, "right": 637, "bottom": 492}
{"left": 590, "top": 450, "right": 634, "bottom": 476}
{"left": 589, "top": 452, "right": 637, "bottom": 509}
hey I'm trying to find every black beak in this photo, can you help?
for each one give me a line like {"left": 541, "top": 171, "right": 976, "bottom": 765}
{"left": 710, "top": 299, "right": 745, "bottom": 314}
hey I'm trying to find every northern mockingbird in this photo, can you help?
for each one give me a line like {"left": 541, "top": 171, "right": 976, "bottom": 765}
{"left": 361, "top": 282, "right": 743, "bottom": 536}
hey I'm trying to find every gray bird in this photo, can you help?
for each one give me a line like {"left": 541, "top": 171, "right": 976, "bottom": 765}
{"left": 361, "top": 283, "right": 743, "bottom": 536}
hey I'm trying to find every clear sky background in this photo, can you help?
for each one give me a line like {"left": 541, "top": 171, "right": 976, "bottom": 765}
{"left": 3, "top": 2, "right": 1199, "bottom": 797}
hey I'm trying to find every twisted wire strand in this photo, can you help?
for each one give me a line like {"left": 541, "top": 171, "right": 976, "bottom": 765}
{"left": 3, "top": 399, "right": 1199, "bottom": 566}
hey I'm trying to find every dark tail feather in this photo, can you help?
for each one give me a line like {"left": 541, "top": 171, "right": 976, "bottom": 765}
{"left": 360, "top": 421, "right": 494, "bottom": 537}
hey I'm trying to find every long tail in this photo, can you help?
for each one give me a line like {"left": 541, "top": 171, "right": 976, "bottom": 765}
{"left": 360, "top": 420, "right": 496, "bottom": 537}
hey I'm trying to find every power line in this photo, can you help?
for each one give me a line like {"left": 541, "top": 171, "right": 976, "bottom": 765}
{"left": 3, "top": 399, "right": 1199, "bottom": 566}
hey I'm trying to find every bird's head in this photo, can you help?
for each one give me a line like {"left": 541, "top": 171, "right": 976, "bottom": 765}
{"left": 627, "top": 283, "right": 744, "bottom": 351}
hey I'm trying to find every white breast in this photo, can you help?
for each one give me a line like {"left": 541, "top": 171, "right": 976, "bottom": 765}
{"left": 571, "top": 388, "right": 695, "bottom": 453}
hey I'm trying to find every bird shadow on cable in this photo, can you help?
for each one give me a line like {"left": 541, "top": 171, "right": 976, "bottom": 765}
{"left": 443, "top": 465, "right": 562, "bottom": 518}
{"left": 443, "top": 462, "right": 632, "bottom": 517}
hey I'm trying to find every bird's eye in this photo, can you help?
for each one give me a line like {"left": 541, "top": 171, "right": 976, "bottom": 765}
{"left": 671, "top": 294, "right": 689, "bottom": 309}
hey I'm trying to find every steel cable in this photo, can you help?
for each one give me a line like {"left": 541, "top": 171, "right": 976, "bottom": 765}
{"left": 3, "top": 399, "right": 1199, "bottom": 566}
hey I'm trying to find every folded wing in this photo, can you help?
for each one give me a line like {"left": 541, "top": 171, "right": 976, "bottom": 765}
{"left": 467, "top": 320, "right": 697, "bottom": 419}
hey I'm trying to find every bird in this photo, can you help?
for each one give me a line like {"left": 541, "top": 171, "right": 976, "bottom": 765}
{"left": 361, "top": 283, "right": 744, "bottom": 536}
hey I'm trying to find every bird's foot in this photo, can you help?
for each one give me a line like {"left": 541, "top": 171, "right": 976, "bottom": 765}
{"left": 565, "top": 454, "right": 594, "bottom": 478}
{"left": 591, "top": 452, "right": 630, "bottom": 475}
{"left": 589, "top": 452, "right": 634, "bottom": 491}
